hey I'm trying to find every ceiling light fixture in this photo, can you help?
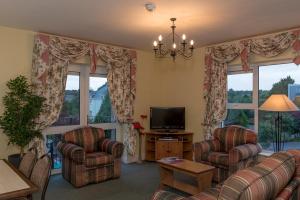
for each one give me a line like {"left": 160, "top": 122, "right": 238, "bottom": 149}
{"left": 153, "top": 18, "right": 194, "bottom": 61}
{"left": 145, "top": 2, "right": 156, "bottom": 12}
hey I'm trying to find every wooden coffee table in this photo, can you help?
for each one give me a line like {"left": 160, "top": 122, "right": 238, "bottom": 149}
{"left": 157, "top": 159, "right": 215, "bottom": 195}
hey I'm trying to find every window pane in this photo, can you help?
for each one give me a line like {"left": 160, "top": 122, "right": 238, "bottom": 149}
{"left": 46, "top": 134, "right": 62, "bottom": 169}
{"left": 228, "top": 73, "right": 253, "bottom": 103}
{"left": 89, "top": 76, "right": 116, "bottom": 123}
{"left": 224, "top": 109, "right": 254, "bottom": 129}
{"left": 105, "top": 129, "right": 116, "bottom": 140}
{"left": 259, "top": 63, "right": 300, "bottom": 151}
{"left": 53, "top": 74, "right": 80, "bottom": 126}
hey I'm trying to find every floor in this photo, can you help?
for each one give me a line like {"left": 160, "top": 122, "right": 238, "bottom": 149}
{"left": 44, "top": 162, "right": 188, "bottom": 200}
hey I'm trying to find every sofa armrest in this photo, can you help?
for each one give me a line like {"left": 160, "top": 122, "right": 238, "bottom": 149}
{"left": 194, "top": 140, "right": 221, "bottom": 162}
{"left": 99, "top": 139, "right": 124, "bottom": 158}
{"left": 57, "top": 142, "right": 85, "bottom": 163}
{"left": 229, "top": 143, "right": 262, "bottom": 164}
{"left": 151, "top": 190, "right": 185, "bottom": 200}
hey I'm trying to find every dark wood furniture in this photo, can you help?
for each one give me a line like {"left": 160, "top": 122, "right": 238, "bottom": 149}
{"left": 157, "top": 159, "right": 215, "bottom": 195}
{"left": 144, "top": 132, "right": 193, "bottom": 161}
{"left": 0, "top": 159, "right": 38, "bottom": 200}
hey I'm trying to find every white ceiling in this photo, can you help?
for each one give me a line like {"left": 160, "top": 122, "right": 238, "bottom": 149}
{"left": 0, "top": 0, "right": 300, "bottom": 50}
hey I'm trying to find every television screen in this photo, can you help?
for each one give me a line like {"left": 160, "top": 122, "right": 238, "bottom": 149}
{"left": 150, "top": 107, "right": 185, "bottom": 131}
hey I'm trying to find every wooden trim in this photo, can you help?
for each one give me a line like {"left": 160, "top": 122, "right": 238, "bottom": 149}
{"left": 0, "top": 160, "right": 38, "bottom": 200}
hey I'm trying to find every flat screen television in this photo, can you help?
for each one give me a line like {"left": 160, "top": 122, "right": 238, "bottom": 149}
{"left": 150, "top": 107, "right": 185, "bottom": 131}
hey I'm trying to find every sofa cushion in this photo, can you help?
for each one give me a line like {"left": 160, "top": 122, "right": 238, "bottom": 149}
{"left": 86, "top": 152, "right": 114, "bottom": 167}
{"left": 214, "top": 125, "right": 257, "bottom": 152}
{"left": 63, "top": 127, "right": 105, "bottom": 153}
{"left": 207, "top": 152, "right": 229, "bottom": 166}
{"left": 219, "top": 152, "right": 296, "bottom": 200}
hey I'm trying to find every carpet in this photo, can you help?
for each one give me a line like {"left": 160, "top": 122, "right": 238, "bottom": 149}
{"left": 43, "top": 162, "right": 188, "bottom": 200}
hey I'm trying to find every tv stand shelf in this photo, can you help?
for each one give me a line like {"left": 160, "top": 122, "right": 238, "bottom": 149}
{"left": 144, "top": 131, "right": 193, "bottom": 161}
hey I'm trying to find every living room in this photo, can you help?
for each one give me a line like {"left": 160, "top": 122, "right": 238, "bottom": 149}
{"left": 0, "top": 1, "right": 300, "bottom": 200}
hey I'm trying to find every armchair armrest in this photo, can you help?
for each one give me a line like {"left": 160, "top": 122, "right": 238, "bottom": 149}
{"left": 99, "top": 139, "right": 124, "bottom": 158}
{"left": 57, "top": 142, "right": 85, "bottom": 163}
{"left": 151, "top": 190, "right": 185, "bottom": 200}
{"left": 229, "top": 143, "right": 262, "bottom": 164}
{"left": 194, "top": 140, "right": 221, "bottom": 162}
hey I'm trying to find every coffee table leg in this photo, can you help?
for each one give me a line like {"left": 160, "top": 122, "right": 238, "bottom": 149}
{"left": 196, "top": 171, "right": 213, "bottom": 193}
{"left": 159, "top": 166, "right": 174, "bottom": 189}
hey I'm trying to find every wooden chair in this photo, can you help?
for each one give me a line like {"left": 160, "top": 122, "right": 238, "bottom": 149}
{"left": 13, "top": 154, "right": 51, "bottom": 200}
{"left": 30, "top": 154, "right": 52, "bottom": 200}
{"left": 18, "top": 147, "right": 38, "bottom": 178}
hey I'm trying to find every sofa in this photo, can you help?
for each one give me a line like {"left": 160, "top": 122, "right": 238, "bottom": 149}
{"left": 194, "top": 125, "right": 262, "bottom": 182}
{"left": 57, "top": 126, "right": 124, "bottom": 187}
{"left": 152, "top": 150, "right": 300, "bottom": 200}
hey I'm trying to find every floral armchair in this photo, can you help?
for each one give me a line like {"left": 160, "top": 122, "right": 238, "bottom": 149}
{"left": 194, "top": 125, "right": 262, "bottom": 183}
{"left": 57, "top": 126, "right": 124, "bottom": 187}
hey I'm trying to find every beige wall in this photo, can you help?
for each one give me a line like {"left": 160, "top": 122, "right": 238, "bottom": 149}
{"left": 134, "top": 48, "right": 206, "bottom": 144}
{"left": 0, "top": 26, "right": 35, "bottom": 158}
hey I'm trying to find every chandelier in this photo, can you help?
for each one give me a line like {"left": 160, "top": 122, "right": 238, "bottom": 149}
{"left": 152, "top": 18, "right": 194, "bottom": 61}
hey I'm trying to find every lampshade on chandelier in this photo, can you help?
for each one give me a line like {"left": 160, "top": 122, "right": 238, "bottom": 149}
{"left": 152, "top": 18, "right": 194, "bottom": 60}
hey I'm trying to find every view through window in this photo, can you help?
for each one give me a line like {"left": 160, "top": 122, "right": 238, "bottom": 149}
{"left": 53, "top": 74, "right": 80, "bottom": 126}
{"left": 89, "top": 76, "right": 116, "bottom": 124}
{"left": 226, "top": 63, "right": 300, "bottom": 151}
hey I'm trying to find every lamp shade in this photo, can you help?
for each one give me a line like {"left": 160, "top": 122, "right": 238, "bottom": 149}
{"left": 259, "top": 94, "right": 299, "bottom": 112}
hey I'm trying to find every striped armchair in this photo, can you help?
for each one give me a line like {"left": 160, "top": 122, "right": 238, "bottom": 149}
{"left": 194, "top": 125, "right": 262, "bottom": 182}
{"left": 152, "top": 150, "right": 300, "bottom": 200}
{"left": 57, "top": 127, "right": 124, "bottom": 187}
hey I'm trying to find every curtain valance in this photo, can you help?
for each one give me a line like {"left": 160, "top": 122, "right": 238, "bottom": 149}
{"left": 203, "top": 28, "right": 300, "bottom": 139}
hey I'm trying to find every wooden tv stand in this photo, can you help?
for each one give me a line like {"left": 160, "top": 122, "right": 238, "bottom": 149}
{"left": 144, "top": 131, "right": 193, "bottom": 161}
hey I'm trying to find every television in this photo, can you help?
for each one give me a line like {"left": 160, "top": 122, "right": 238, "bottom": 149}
{"left": 150, "top": 107, "right": 185, "bottom": 131}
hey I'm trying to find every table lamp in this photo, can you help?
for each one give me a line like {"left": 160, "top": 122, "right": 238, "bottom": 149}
{"left": 259, "top": 94, "right": 299, "bottom": 152}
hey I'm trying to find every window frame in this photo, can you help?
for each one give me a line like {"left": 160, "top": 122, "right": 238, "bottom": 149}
{"left": 226, "top": 59, "right": 293, "bottom": 139}
{"left": 43, "top": 64, "right": 120, "bottom": 174}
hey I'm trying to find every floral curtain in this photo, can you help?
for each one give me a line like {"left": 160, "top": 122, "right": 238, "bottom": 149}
{"left": 32, "top": 34, "right": 137, "bottom": 157}
{"left": 203, "top": 28, "right": 300, "bottom": 139}
{"left": 94, "top": 45, "right": 137, "bottom": 156}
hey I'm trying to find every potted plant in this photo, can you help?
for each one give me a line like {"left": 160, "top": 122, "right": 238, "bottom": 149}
{"left": 0, "top": 75, "right": 46, "bottom": 166}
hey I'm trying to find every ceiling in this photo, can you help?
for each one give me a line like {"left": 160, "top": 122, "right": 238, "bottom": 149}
{"left": 0, "top": 0, "right": 300, "bottom": 50}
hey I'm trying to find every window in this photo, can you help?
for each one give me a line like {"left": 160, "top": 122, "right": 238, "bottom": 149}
{"left": 88, "top": 76, "right": 116, "bottom": 124}
{"left": 226, "top": 62, "right": 300, "bottom": 152}
{"left": 44, "top": 64, "right": 118, "bottom": 172}
{"left": 52, "top": 74, "right": 80, "bottom": 126}
{"left": 228, "top": 73, "right": 253, "bottom": 103}
{"left": 226, "top": 70, "right": 256, "bottom": 130}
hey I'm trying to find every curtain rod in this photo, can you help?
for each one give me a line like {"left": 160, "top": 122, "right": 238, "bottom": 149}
{"left": 205, "top": 26, "right": 300, "bottom": 48}
{"left": 37, "top": 32, "right": 135, "bottom": 51}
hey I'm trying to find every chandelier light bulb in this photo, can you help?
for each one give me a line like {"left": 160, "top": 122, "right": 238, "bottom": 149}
{"left": 153, "top": 41, "right": 158, "bottom": 47}
{"left": 190, "top": 40, "right": 194, "bottom": 46}
{"left": 182, "top": 34, "right": 186, "bottom": 41}
{"left": 158, "top": 35, "right": 163, "bottom": 42}
{"left": 172, "top": 43, "right": 177, "bottom": 49}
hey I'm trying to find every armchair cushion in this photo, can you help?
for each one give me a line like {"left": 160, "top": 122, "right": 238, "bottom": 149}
{"left": 229, "top": 143, "right": 262, "bottom": 164}
{"left": 207, "top": 152, "right": 229, "bottom": 167}
{"left": 99, "top": 139, "right": 124, "bottom": 158}
{"left": 194, "top": 140, "right": 221, "bottom": 162}
{"left": 57, "top": 142, "right": 85, "bottom": 163}
{"left": 86, "top": 152, "right": 114, "bottom": 167}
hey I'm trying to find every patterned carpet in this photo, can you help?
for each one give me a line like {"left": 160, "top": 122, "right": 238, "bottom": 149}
{"left": 43, "top": 162, "right": 179, "bottom": 200}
